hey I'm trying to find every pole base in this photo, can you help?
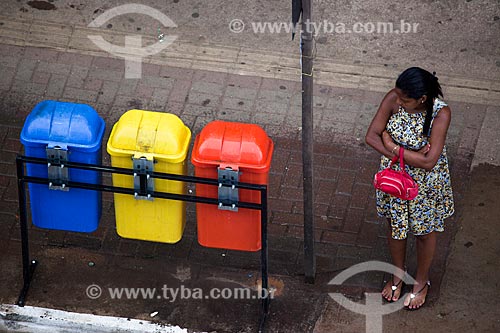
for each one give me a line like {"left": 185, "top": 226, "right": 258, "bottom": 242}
{"left": 304, "top": 275, "right": 316, "bottom": 284}
{"left": 258, "top": 298, "right": 270, "bottom": 333}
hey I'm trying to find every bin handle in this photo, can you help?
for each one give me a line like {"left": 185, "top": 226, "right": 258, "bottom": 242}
{"left": 132, "top": 153, "right": 155, "bottom": 162}
{"left": 219, "top": 164, "right": 239, "bottom": 171}
{"left": 47, "top": 143, "right": 68, "bottom": 150}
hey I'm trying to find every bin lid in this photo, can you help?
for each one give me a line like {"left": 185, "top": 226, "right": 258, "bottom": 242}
{"left": 107, "top": 110, "right": 191, "bottom": 163}
{"left": 191, "top": 121, "right": 274, "bottom": 171}
{"left": 20, "top": 100, "right": 105, "bottom": 151}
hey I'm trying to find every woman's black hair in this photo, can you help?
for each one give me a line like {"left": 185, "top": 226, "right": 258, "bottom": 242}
{"left": 395, "top": 67, "right": 443, "bottom": 136}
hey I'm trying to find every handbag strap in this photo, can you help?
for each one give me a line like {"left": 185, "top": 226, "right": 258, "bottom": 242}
{"left": 399, "top": 146, "right": 405, "bottom": 169}
{"left": 389, "top": 147, "right": 405, "bottom": 170}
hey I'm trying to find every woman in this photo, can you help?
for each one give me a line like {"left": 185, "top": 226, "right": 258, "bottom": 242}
{"left": 365, "top": 67, "right": 454, "bottom": 310}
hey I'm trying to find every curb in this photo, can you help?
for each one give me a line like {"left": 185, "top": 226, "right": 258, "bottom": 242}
{"left": 0, "top": 304, "right": 193, "bottom": 333}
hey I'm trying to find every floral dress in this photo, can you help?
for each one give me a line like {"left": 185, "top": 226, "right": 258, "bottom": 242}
{"left": 376, "top": 98, "right": 455, "bottom": 240}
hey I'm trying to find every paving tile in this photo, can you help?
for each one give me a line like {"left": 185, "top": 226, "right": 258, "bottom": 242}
{"left": 160, "top": 66, "right": 194, "bottom": 81}
{"left": 0, "top": 67, "right": 15, "bottom": 90}
{"left": 0, "top": 56, "right": 20, "bottom": 68}
{"left": 356, "top": 222, "right": 379, "bottom": 248}
{"left": 45, "top": 74, "right": 67, "bottom": 98}
{"left": 258, "top": 90, "right": 292, "bottom": 103}
{"left": 57, "top": 52, "right": 93, "bottom": 67}
{"left": 217, "top": 109, "right": 252, "bottom": 122}
{"left": 66, "top": 65, "right": 89, "bottom": 89}
{"left": 192, "top": 70, "right": 227, "bottom": 84}
{"left": 141, "top": 63, "right": 161, "bottom": 77}
{"left": 186, "top": 92, "right": 220, "bottom": 108}
{"left": 253, "top": 112, "right": 285, "bottom": 126}
{"left": 149, "top": 87, "right": 170, "bottom": 110}
{"left": 168, "top": 79, "right": 191, "bottom": 103}
{"left": 92, "top": 56, "right": 126, "bottom": 71}
{"left": 261, "top": 77, "right": 298, "bottom": 92}
{"left": 117, "top": 79, "right": 138, "bottom": 95}
{"left": 224, "top": 86, "right": 258, "bottom": 100}
{"left": 255, "top": 100, "right": 288, "bottom": 114}
{"left": 23, "top": 47, "right": 59, "bottom": 61}
{"left": 342, "top": 208, "right": 365, "bottom": 233}
{"left": 227, "top": 74, "right": 261, "bottom": 89}
{"left": 221, "top": 97, "right": 254, "bottom": 111}
{"left": 98, "top": 80, "right": 120, "bottom": 104}
{"left": 63, "top": 87, "right": 97, "bottom": 103}
{"left": 36, "top": 62, "right": 71, "bottom": 76}
{"left": 322, "top": 231, "right": 357, "bottom": 246}
{"left": 31, "top": 71, "right": 51, "bottom": 85}
{"left": 88, "top": 68, "right": 123, "bottom": 82}
{"left": 191, "top": 81, "right": 225, "bottom": 95}
{"left": 11, "top": 80, "right": 46, "bottom": 95}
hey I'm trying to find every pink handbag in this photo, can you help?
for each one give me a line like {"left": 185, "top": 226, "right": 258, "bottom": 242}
{"left": 373, "top": 147, "right": 418, "bottom": 200}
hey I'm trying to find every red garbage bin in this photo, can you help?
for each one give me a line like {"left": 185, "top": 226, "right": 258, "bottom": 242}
{"left": 191, "top": 121, "right": 274, "bottom": 251}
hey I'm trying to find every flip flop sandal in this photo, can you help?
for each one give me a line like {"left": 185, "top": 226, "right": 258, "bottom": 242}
{"left": 406, "top": 281, "right": 431, "bottom": 310}
{"left": 383, "top": 275, "right": 404, "bottom": 302}
{"left": 389, "top": 276, "right": 404, "bottom": 302}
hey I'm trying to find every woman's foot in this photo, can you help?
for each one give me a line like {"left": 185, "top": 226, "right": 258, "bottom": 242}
{"left": 404, "top": 281, "right": 431, "bottom": 310}
{"left": 381, "top": 276, "right": 403, "bottom": 302}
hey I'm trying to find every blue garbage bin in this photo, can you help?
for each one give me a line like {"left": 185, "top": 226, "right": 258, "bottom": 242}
{"left": 20, "top": 100, "right": 106, "bottom": 232}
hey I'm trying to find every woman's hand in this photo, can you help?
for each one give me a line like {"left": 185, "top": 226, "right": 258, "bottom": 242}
{"left": 381, "top": 131, "right": 395, "bottom": 151}
{"left": 418, "top": 143, "right": 431, "bottom": 155}
{"left": 383, "top": 131, "right": 431, "bottom": 156}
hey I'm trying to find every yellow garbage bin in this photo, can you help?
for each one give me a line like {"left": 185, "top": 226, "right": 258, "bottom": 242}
{"left": 107, "top": 110, "right": 191, "bottom": 243}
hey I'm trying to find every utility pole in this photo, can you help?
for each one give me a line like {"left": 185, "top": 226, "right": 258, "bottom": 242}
{"left": 300, "top": 0, "right": 315, "bottom": 284}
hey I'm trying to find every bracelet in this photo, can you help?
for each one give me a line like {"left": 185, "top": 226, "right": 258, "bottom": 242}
{"left": 391, "top": 145, "right": 399, "bottom": 154}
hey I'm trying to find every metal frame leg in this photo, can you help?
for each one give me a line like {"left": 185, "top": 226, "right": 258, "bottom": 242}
{"left": 16, "top": 157, "right": 37, "bottom": 306}
{"left": 259, "top": 187, "right": 270, "bottom": 333}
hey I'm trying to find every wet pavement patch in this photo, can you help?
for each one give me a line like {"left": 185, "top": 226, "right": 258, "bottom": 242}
{"left": 27, "top": 1, "right": 56, "bottom": 10}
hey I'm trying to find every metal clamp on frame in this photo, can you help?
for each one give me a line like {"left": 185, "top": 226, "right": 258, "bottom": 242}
{"left": 132, "top": 156, "right": 154, "bottom": 200}
{"left": 218, "top": 166, "right": 239, "bottom": 211}
{"left": 46, "top": 145, "right": 69, "bottom": 191}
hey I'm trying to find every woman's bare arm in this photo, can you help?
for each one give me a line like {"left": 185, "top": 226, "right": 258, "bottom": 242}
{"left": 382, "top": 106, "right": 452, "bottom": 171}
{"left": 365, "top": 89, "right": 399, "bottom": 159}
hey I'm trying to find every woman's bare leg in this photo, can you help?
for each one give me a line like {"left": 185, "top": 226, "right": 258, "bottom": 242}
{"left": 404, "top": 231, "right": 436, "bottom": 309}
{"left": 381, "top": 220, "right": 407, "bottom": 301}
